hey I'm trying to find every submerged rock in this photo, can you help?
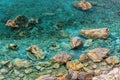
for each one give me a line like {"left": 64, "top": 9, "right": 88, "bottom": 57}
{"left": 26, "top": 45, "right": 45, "bottom": 60}
{"left": 8, "top": 43, "right": 19, "bottom": 50}
{"left": 73, "top": 0, "right": 92, "bottom": 11}
{"left": 87, "top": 48, "right": 110, "bottom": 62}
{"left": 79, "top": 28, "right": 109, "bottom": 39}
{"left": 14, "top": 58, "right": 31, "bottom": 68}
{"left": 66, "top": 60, "right": 83, "bottom": 71}
{"left": 52, "top": 52, "right": 71, "bottom": 63}
{"left": 70, "top": 37, "right": 82, "bottom": 49}
{"left": 6, "top": 15, "right": 28, "bottom": 28}
{"left": 14, "top": 15, "right": 28, "bottom": 26}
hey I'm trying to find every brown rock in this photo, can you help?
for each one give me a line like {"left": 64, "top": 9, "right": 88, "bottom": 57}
{"left": 87, "top": 48, "right": 110, "bottom": 62}
{"left": 52, "top": 52, "right": 71, "bottom": 63}
{"left": 66, "top": 60, "right": 83, "bottom": 71}
{"left": 79, "top": 28, "right": 109, "bottom": 39}
{"left": 105, "top": 56, "right": 119, "bottom": 65}
{"left": 70, "top": 37, "right": 82, "bottom": 49}
{"left": 79, "top": 54, "right": 89, "bottom": 62}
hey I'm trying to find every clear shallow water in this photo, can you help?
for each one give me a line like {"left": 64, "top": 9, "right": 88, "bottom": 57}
{"left": 0, "top": 0, "right": 120, "bottom": 61}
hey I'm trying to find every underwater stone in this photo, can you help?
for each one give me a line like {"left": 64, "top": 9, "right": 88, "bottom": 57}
{"left": 79, "top": 28, "right": 109, "bottom": 39}
{"left": 38, "top": 62, "right": 51, "bottom": 67}
{"left": 24, "top": 68, "right": 33, "bottom": 74}
{"left": 14, "top": 15, "right": 28, "bottom": 26}
{"left": 26, "top": 45, "right": 45, "bottom": 60}
{"left": 52, "top": 63, "right": 60, "bottom": 69}
{"left": 28, "top": 18, "right": 38, "bottom": 25}
{"left": 8, "top": 43, "right": 19, "bottom": 50}
{"left": 36, "top": 74, "right": 55, "bottom": 80}
{"left": 84, "top": 39, "right": 93, "bottom": 47}
{"left": 105, "top": 56, "right": 119, "bottom": 65}
{"left": 0, "top": 68, "right": 8, "bottom": 74}
{"left": 70, "top": 37, "right": 82, "bottom": 49}
{"left": 52, "top": 52, "right": 71, "bottom": 63}
{"left": 14, "top": 58, "right": 31, "bottom": 68}
{"left": 72, "top": 0, "right": 92, "bottom": 11}
{"left": 66, "top": 60, "right": 83, "bottom": 71}
{"left": 87, "top": 48, "right": 110, "bottom": 62}
{"left": 0, "top": 75, "right": 5, "bottom": 80}
{"left": 79, "top": 54, "right": 89, "bottom": 62}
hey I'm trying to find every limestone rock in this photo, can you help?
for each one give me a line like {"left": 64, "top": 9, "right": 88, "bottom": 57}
{"left": 79, "top": 28, "right": 109, "bottom": 39}
{"left": 66, "top": 60, "right": 83, "bottom": 71}
{"left": 70, "top": 37, "right": 82, "bottom": 49}
{"left": 87, "top": 48, "right": 110, "bottom": 62}
{"left": 52, "top": 52, "right": 71, "bottom": 63}
{"left": 105, "top": 56, "right": 119, "bottom": 65}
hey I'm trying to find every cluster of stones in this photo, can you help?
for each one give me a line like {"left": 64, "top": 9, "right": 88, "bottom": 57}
{"left": 36, "top": 47, "right": 119, "bottom": 80}
{"left": 36, "top": 28, "right": 119, "bottom": 79}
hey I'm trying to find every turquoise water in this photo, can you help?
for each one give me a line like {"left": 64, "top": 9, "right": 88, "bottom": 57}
{"left": 0, "top": 0, "right": 120, "bottom": 79}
